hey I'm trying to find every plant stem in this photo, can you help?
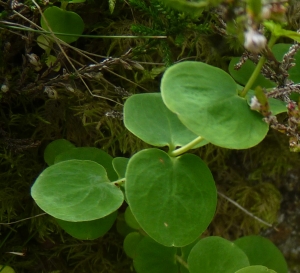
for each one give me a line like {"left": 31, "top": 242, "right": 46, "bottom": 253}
{"left": 175, "top": 255, "right": 189, "bottom": 269}
{"left": 0, "top": 213, "right": 46, "bottom": 226}
{"left": 217, "top": 191, "right": 278, "bottom": 230}
{"left": 169, "top": 136, "right": 204, "bottom": 157}
{"left": 112, "top": 178, "right": 126, "bottom": 186}
{"left": 61, "top": 0, "right": 68, "bottom": 10}
{"left": 240, "top": 34, "right": 278, "bottom": 98}
{"left": 0, "top": 23, "right": 167, "bottom": 39}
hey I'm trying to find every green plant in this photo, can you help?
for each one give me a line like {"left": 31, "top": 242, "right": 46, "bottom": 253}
{"left": 40, "top": 2, "right": 85, "bottom": 44}
{"left": 20, "top": 0, "right": 300, "bottom": 272}
{"left": 29, "top": 63, "right": 288, "bottom": 272}
{"left": 0, "top": 265, "right": 15, "bottom": 273}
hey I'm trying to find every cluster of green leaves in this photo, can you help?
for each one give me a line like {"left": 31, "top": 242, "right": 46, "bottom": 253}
{"left": 31, "top": 57, "right": 289, "bottom": 272}
{"left": 4, "top": 0, "right": 300, "bottom": 271}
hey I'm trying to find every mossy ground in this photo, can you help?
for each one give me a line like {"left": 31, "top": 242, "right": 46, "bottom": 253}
{"left": 0, "top": 0, "right": 299, "bottom": 272}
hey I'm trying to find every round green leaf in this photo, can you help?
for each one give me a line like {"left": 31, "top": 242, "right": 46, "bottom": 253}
{"left": 56, "top": 211, "right": 117, "bottom": 240}
{"left": 161, "top": 61, "right": 269, "bottom": 149}
{"left": 44, "top": 139, "right": 75, "bottom": 166}
{"left": 235, "top": 266, "right": 277, "bottom": 273}
{"left": 229, "top": 58, "right": 276, "bottom": 88}
{"left": 31, "top": 159, "right": 124, "bottom": 221}
{"left": 124, "top": 93, "right": 208, "bottom": 149}
{"left": 188, "top": 236, "right": 250, "bottom": 273}
{"left": 125, "top": 206, "right": 141, "bottom": 230}
{"left": 41, "top": 7, "right": 84, "bottom": 44}
{"left": 234, "top": 236, "right": 288, "bottom": 273}
{"left": 133, "top": 236, "right": 178, "bottom": 273}
{"left": 123, "top": 232, "right": 144, "bottom": 258}
{"left": 112, "top": 157, "right": 129, "bottom": 179}
{"left": 0, "top": 265, "right": 15, "bottom": 273}
{"left": 125, "top": 148, "right": 217, "bottom": 247}
{"left": 54, "top": 147, "right": 118, "bottom": 181}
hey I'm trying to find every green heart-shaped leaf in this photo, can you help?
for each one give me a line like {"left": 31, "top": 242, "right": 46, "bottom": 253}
{"left": 235, "top": 266, "right": 277, "bottom": 273}
{"left": 41, "top": 6, "right": 84, "bottom": 44}
{"left": 234, "top": 236, "right": 288, "bottom": 273}
{"left": 31, "top": 159, "right": 124, "bottom": 221}
{"left": 125, "top": 148, "right": 217, "bottom": 247}
{"left": 112, "top": 157, "right": 129, "bottom": 179}
{"left": 161, "top": 61, "right": 269, "bottom": 149}
{"left": 123, "top": 232, "right": 144, "bottom": 259}
{"left": 124, "top": 93, "right": 208, "bottom": 149}
{"left": 44, "top": 139, "right": 75, "bottom": 166}
{"left": 188, "top": 236, "right": 250, "bottom": 273}
{"left": 55, "top": 211, "right": 117, "bottom": 240}
{"left": 133, "top": 236, "right": 178, "bottom": 273}
{"left": 54, "top": 147, "right": 118, "bottom": 181}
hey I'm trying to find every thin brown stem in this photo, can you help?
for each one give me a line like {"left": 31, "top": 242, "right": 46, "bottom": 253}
{"left": 0, "top": 213, "right": 47, "bottom": 225}
{"left": 217, "top": 191, "right": 278, "bottom": 231}
{"left": 175, "top": 255, "right": 189, "bottom": 269}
